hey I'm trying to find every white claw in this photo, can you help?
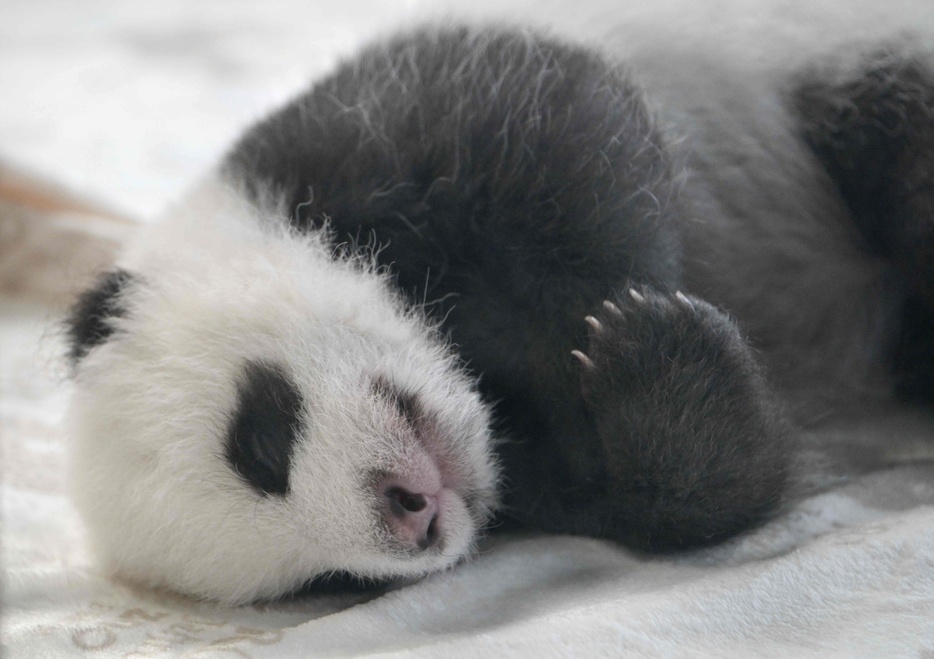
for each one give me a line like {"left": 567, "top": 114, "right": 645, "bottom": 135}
{"left": 571, "top": 350, "right": 596, "bottom": 369}
{"left": 629, "top": 288, "right": 645, "bottom": 304}
{"left": 603, "top": 300, "right": 622, "bottom": 316}
{"left": 675, "top": 290, "right": 694, "bottom": 309}
{"left": 584, "top": 315, "right": 603, "bottom": 333}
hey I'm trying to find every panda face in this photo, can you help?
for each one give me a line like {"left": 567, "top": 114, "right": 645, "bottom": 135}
{"left": 66, "top": 180, "right": 500, "bottom": 604}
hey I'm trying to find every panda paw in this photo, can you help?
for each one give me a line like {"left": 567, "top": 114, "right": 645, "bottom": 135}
{"left": 572, "top": 287, "right": 730, "bottom": 404}
{"left": 570, "top": 286, "right": 793, "bottom": 551}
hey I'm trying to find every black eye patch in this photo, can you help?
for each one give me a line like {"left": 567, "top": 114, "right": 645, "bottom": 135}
{"left": 226, "top": 361, "right": 304, "bottom": 497}
{"left": 65, "top": 269, "right": 137, "bottom": 365}
{"left": 372, "top": 376, "right": 422, "bottom": 426}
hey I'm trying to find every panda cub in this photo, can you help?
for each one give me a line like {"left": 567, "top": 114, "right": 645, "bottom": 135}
{"left": 66, "top": 24, "right": 934, "bottom": 604}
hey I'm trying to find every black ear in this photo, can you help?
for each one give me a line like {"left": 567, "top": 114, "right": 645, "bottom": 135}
{"left": 66, "top": 269, "right": 137, "bottom": 365}
{"left": 226, "top": 361, "right": 305, "bottom": 497}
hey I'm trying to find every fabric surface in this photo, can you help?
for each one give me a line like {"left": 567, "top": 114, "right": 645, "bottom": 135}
{"left": 3, "top": 1, "right": 934, "bottom": 656}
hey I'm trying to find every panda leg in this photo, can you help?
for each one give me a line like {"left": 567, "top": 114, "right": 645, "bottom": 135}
{"left": 567, "top": 286, "right": 792, "bottom": 551}
{"left": 793, "top": 49, "right": 934, "bottom": 400}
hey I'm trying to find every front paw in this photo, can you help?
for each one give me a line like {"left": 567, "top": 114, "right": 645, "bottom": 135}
{"left": 571, "top": 286, "right": 792, "bottom": 550}
{"left": 573, "top": 287, "right": 747, "bottom": 405}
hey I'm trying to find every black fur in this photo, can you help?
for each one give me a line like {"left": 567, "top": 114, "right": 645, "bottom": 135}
{"left": 226, "top": 28, "right": 793, "bottom": 550}
{"left": 892, "top": 294, "right": 934, "bottom": 401}
{"left": 372, "top": 376, "right": 422, "bottom": 428}
{"left": 299, "top": 572, "right": 391, "bottom": 595}
{"left": 793, "top": 49, "right": 934, "bottom": 401}
{"left": 65, "top": 269, "right": 136, "bottom": 365}
{"left": 226, "top": 361, "right": 304, "bottom": 496}
{"left": 576, "top": 289, "right": 788, "bottom": 548}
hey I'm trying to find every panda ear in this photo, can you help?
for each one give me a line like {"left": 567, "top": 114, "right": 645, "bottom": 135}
{"left": 65, "top": 269, "right": 138, "bottom": 366}
{"left": 225, "top": 361, "right": 305, "bottom": 497}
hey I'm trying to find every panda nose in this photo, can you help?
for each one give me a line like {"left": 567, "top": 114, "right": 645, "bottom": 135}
{"left": 382, "top": 484, "right": 440, "bottom": 550}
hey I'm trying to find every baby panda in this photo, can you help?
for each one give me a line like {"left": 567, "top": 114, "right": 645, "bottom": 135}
{"left": 65, "top": 22, "right": 934, "bottom": 604}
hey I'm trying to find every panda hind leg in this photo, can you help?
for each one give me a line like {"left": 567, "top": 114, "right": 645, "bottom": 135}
{"left": 572, "top": 286, "right": 794, "bottom": 551}
{"left": 793, "top": 48, "right": 934, "bottom": 401}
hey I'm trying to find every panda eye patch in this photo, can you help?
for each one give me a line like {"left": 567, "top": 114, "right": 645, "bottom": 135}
{"left": 226, "top": 361, "right": 304, "bottom": 496}
{"left": 372, "top": 376, "right": 422, "bottom": 426}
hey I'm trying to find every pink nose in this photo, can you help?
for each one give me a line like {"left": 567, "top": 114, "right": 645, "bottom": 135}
{"left": 382, "top": 484, "right": 440, "bottom": 550}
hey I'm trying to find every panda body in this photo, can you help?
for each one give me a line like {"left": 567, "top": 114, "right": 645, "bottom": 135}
{"left": 66, "top": 9, "right": 934, "bottom": 604}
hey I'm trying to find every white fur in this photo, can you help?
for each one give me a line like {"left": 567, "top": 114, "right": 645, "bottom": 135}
{"left": 67, "top": 177, "right": 499, "bottom": 604}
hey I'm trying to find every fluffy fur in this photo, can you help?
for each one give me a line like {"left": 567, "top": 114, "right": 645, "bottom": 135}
{"left": 65, "top": 5, "right": 934, "bottom": 604}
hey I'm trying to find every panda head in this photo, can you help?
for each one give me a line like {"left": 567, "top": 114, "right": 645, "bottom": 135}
{"left": 64, "top": 180, "right": 500, "bottom": 604}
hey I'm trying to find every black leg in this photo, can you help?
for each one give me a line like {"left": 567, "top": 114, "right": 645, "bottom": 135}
{"left": 566, "top": 286, "right": 793, "bottom": 551}
{"left": 793, "top": 48, "right": 934, "bottom": 400}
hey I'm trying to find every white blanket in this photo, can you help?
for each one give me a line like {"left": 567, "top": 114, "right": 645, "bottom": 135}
{"left": 3, "top": 0, "right": 934, "bottom": 655}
